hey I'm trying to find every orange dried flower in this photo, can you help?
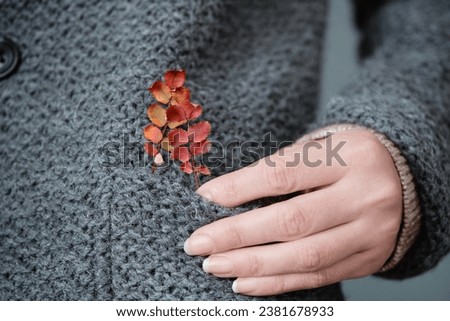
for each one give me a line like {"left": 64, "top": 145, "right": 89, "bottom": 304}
{"left": 144, "top": 69, "right": 212, "bottom": 187}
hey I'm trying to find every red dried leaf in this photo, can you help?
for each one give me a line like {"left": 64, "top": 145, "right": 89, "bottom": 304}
{"left": 189, "top": 104, "right": 203, "bottom": 120}
{"left": 171, "top": 146, "right": 191, "bottom": 162}
{"left": 166, "top": 105, "right": 188, "bottom": 128}
{"left": 144, "top": 142, "right": 159, "bottom": 157}
{"left": 147, "top": 103, "right": 167, "bottom": 127}
{"left": 168, "top": 128, "right": 189, "bottom": 146}
{"left": 180, "top": 161, "right": 193, "bottom": 174}
{"left": 171, "top": 87, "right": 191, "bottom": 104}
{"left": 148, "top": 80, "right": 171, "bottom": 104}
{"left": 188, "top": 121, "right": 211, "bottom": 142}
{"left": 154, "top": 153, "right": 164, "bottom": 165}
{"left": 160, "top": 137, "right": 174, "bottom": 152}
{"left": 194, "top": 165, "right": 211, "bottom": 176}
{"left": 178, "top": 101, "right": 195, "bottom": 117}
{"left": 164, "top": 69, "right": 186, "bottom": 89}
{"left": 167, "top": 120, "right": 186, "bottom": 129}
{"left": 189, "top": 139, "right": 212, "bottom": 156}
{"left": 177, "top": 101, "right": 202, "bottom": 120}
{"left": 166, "top": 105, "right": 188, "bottom": 122}
{"left": 143, "top": 124, "right": 163, "bottom": 143}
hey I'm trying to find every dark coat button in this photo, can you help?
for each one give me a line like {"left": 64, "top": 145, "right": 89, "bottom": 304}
{"left": 0, "top": 36, "right": 21, "bottom": 80}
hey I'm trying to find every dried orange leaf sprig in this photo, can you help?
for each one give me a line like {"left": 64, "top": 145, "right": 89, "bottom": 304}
{"left": 143, "top": 69, "right": 212, "bottom": 186}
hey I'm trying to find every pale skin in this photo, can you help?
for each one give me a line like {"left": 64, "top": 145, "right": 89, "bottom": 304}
{"left": 184, "top": 129, "right": 403, "bottom": 296}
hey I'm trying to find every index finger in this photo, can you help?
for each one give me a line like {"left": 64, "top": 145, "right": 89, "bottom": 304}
{"left": 185, "top": 183, "right": 354, "bottom": 256}
{"left": 197, "top": 138, "right": 348, "bottom": 207}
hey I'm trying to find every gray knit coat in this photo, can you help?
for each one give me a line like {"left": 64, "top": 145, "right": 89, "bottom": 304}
{"left": 1, "top": 0, "right": 449, "bottom": 300}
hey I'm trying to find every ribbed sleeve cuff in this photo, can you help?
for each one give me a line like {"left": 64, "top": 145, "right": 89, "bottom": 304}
{"left": 297, "top": 124, "right": 421, "bottom": 272}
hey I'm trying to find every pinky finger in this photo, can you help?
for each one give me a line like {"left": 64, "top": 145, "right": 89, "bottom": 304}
{"left": 232, "top": 251, "right": 374, "bottom": 296}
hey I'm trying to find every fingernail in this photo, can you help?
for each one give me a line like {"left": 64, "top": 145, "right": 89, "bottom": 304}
{"left": 232, "top": 279, "right": 256, "bottom": 294}
{"left": 184, "top": 235, "right": 213, "bottom": 256}
{"left": 196, "top": 187, "right": 214, "bottom": 202}
{"left": 203, "top": 256, "right": 233, "bottom": 274}
{"left": 232, "top": 280, "right": 239, "bottom": 293}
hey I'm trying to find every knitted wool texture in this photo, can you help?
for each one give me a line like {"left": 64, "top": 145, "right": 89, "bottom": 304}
{"left": 0, "top": 0, "right": 449, "bottom": 300}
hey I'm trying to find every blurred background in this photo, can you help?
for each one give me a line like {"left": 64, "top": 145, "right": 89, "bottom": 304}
{"left": 320, "top": 0, "right": 450, "bottom": 300}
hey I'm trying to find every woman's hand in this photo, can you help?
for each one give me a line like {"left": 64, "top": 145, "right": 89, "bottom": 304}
{"left": 184, "top": 129, "right": 402, "bottom": 296}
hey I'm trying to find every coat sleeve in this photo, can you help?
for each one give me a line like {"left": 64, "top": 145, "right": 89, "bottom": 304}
{"left": 313, "top": 0, "right": 450, "bottom": 278}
